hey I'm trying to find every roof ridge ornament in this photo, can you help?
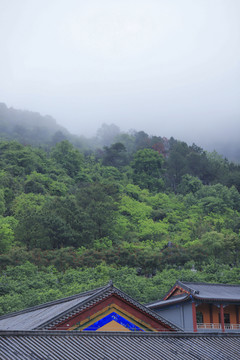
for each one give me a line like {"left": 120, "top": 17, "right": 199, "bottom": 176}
{"left": 108, "top": 280, "right": 113, "bottom": 287}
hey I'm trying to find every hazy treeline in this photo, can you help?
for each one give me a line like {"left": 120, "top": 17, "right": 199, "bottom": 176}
{"left": 1, "top": 102, "right": 240, "bottom": 163}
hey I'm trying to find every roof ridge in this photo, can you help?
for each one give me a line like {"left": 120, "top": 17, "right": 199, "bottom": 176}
{"left": 0, "top": 284, "right": 109, "bottom": 321}
{"left": 0, "top": 330, "right": 239, "bottom": 338}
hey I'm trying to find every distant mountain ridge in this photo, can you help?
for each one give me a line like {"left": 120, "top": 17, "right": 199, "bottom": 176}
{"left": 0, "top": 103, "right": 69, "bottom": 145}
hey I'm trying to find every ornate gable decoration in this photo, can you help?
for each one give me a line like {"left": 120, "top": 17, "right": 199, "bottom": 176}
{"left": 0, "top": 282, "right": 178, "bottom": 332}
{"left": 163, "top": 281, "right": 190, "bottom": 300}
{"left": 50, "top": 292, "right": 171, "bottom": 332}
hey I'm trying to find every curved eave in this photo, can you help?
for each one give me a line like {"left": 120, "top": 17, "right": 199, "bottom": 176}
{"left": 147, "top": 295, "right": 190, "bottom": 309}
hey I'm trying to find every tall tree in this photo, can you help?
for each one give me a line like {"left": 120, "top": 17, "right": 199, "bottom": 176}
{"left": 131, "top": 149, "right": 164, "bottom": 192}
{"left": 50, "top": 141, "right": 84, "bottom": 178}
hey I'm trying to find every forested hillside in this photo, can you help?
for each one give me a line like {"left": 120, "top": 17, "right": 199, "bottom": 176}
{"left": 1, "top": 112, "right": 240, "bottom": 315}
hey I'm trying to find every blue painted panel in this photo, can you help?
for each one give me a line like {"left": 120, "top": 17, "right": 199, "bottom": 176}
{"left": 83, "top": 312, "right": 144, "bottom": 331}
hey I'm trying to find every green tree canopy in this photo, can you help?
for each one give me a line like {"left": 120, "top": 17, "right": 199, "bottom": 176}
{"left": 131, "top": 149, "right": 164, "bottom": 192}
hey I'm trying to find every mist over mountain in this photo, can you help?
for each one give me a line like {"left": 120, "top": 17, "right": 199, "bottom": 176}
{"left": 0, "top": 103, "right": 70, "bottom": 146}
{"left": 0, "top": 102, "right": 239, "bottom": 163}
{"left": 1, "top": 1, "right": 239, "bottom": 162}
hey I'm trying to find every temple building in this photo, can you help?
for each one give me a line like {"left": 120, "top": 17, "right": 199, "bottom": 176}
{"left": 146, "top": 281, "right": 240, "bottom": 333}
{"left": 1, "top": 281, "right": 240, "bottom": 359}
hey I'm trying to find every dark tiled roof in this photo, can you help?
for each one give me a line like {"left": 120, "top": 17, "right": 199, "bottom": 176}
{"left": 178, "top": 281, "right": 240, "bottom": 301}
{"left": 0, "top": 283, "right": 179, "bottom": 331}
{"left": 0, "top": 285, "right": 107, "bottom": 331}
{"left": 1, "top": 331, "right": 240, "bottom": 360}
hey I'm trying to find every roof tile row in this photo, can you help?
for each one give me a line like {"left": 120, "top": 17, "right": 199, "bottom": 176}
{"left": 0, "top": 331, "right": 239, "bottom": 360}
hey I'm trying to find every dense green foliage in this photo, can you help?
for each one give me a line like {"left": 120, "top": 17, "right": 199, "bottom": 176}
{"left": 1, "top": 112, "right": 240, "bottom": 315}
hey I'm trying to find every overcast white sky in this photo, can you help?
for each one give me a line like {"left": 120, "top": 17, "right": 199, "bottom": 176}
{"left": 0, "top": 0, "right": 240, "bottom": 149}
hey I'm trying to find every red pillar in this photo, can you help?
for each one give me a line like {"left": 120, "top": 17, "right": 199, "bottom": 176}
{"left": 220, "top": 304, "right": 225, "bottom": 332}
{"left": 236, "top": 305, "right": 239, "bottom": 325}
{"left": 209, "top": 304, "right": 213, "bottom": 325}
{"left": 192, "top": 302, "right": 197, "bottom": 332}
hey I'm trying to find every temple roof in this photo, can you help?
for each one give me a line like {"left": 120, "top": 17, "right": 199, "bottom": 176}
{"left": 175, "top": 281, "right": 240, "bottom": 301}
{"left": 146, "top": 281, "right": 240, "bottom": 309}
{"left": 0, "top": 282, "right": 178, "bottom": 331}
{"left": 1, "top": 330, "right": 240, "bottom": 360}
